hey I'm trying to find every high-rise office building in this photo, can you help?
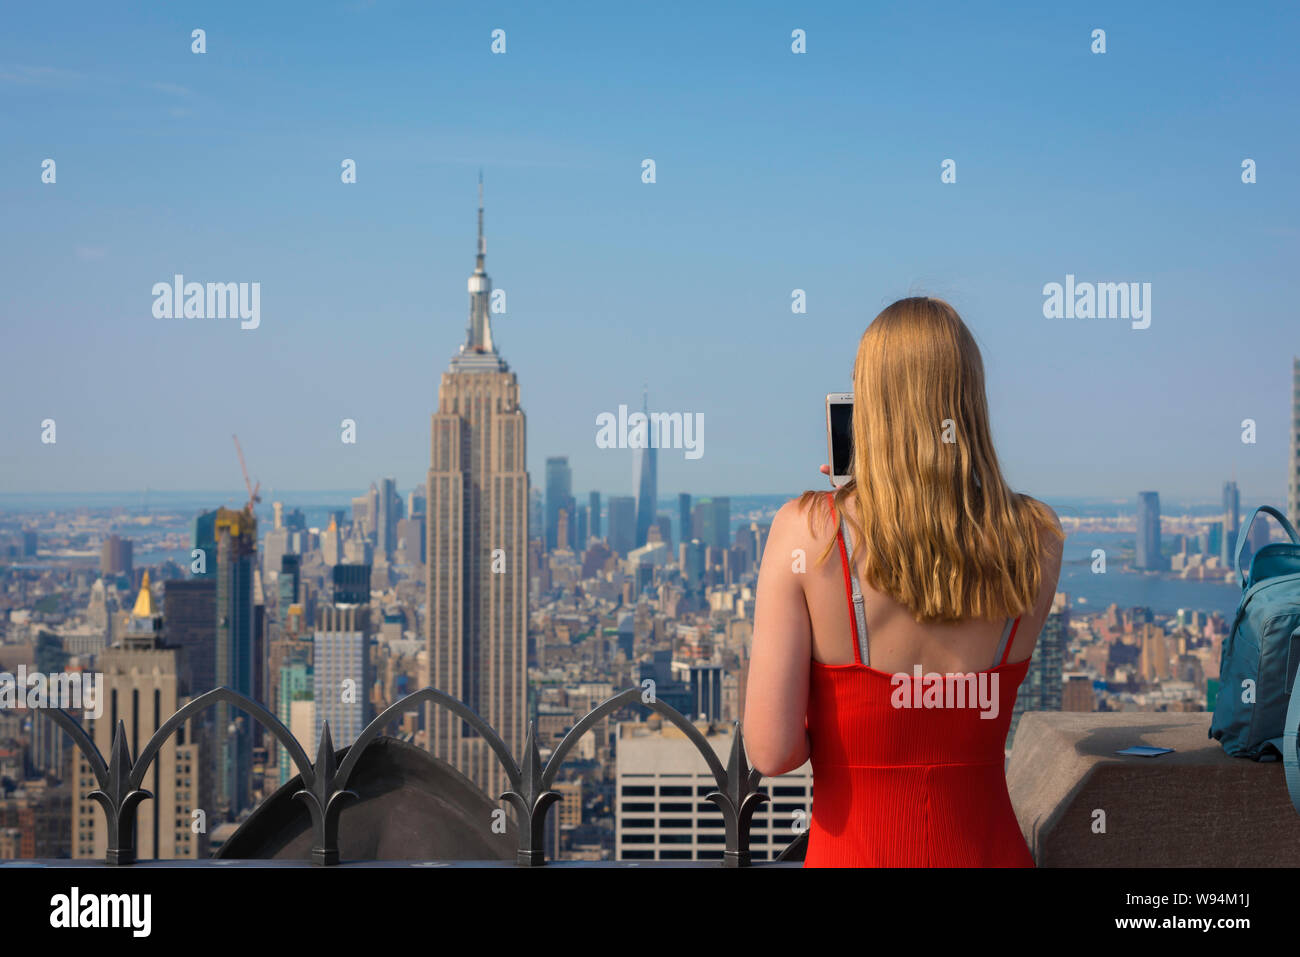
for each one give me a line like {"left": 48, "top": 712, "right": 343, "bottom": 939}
{"left": 162, "top": 578, "right": 217, "bottom": 695}
{"left": 545, "top": 456, "right": 574, "bottom": 552}
{"left": 100, "top": 534, "right": 133, "bottom": 578}
{"left": 426, "top": 178, "right": 528, "bottom": 801}
{"left": 395, "top": 516, "right": 425, "bottom": 565}
{"left": 331, "top": 563, "right": 371, "bottom": 605}
{"left": 634, "top": 390, "right": 658, "bottom": 549}
{"left": 408, "top": 490, "right": 426, "bottom": 519}
{"left": 607, "top": 496, "right": 637, "bottom": 557}
{"left": 678, "top": 494, "right": 691, "bottom": 552}
{"left": 212, "top": 506, "right": 257, "bottom": 816}
{"left": 73, "top": 574, "right": 202, "bottom": 860}
{"left": 352, "top": 484, "right": 379, "bottom": 540}
{"left": 1135, "top": 491, "right": 1163, "bottom": 570}
{"left": 690, "top": 501, "right": 710, "bottom": 548}
{"left": 690, "top": 497, "right": 731, "bottom": 551}
{"left": 1062, "top": 674, "right": 1095, "bottom": 712}
{"left": 262, "top": 525, "right": 290, "bottom": 580}
{"left": 314, "top": 604, "right": 371, "bottom": 748}
{"left": 652, "top": 515, "right": 672, "bottom": 550}
{"left": 321, "top": 516, "right": 342, "bottom": 566}
{"left": 556, "top": 507, "right": 571, "bottom": 551}
{"left": 193, "top": 512, "right": 217, "bottom": 579}
{"left": 1221, "top": 480, "right": 1240, "bottom": 568}
{"left": 688, "top": 664, "right": 724, "bottom": 721}
{"left": 377, "top": 476, "right": 399, "bottom": 561}
{"left": 1289, "top": 357, "right": 1300, "bottom": 532}
{"left": 711, "top": 497, "right": 730, "bottom": 551}
{"left": 680, "top": 539, "right": 706, "bottom": 587}
{"left": 615, "top": 721, "right": 811, "bottom": 862}
{"left": 277, "top": 660, "right": 312, "bottom": 785}
{"left": 1207, "top": 522, "right": 1224, "bottom": 563}
{"left": 1009, "top": 592, "right": 1068, "bottom": 745}
{"left": 283, "top": 507, "right": 307, "bottom": 533}
{"left": 277, "top": 554, "right": 301, "bottom": 625}
{"left": 574, "top": 504, "right": 588, "bottom": 551}
{"left": 589, "top": 491, "right": 602, "bottom": 540}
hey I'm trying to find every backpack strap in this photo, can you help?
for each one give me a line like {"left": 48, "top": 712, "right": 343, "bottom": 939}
{"left": 1282, "top": 663, "right": 1300, "bottom": 812}
{"left": 840, "top": 516, "right": 869, "bottom": 667}
{"left": 1235, "top": 506, "right": 1300, "bottom": 587}
{"left": 827, "top": 492, "right": 868, "bottom": 666}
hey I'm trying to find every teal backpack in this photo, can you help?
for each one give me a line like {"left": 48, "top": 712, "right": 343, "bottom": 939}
{"left": 1209, "top": 506, "right": 1300, "bottom": 809}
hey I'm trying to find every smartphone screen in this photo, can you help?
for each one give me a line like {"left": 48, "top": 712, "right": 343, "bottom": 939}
{"left": 829, "top": 399, "right": 854, "bottom": 480}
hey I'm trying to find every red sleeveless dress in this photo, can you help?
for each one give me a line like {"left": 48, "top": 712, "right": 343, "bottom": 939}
{"left": 803, "top": 497, "right": 1035, "bottom": 867}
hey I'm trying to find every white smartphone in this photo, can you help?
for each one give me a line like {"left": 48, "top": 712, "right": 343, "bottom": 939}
{"left": 825, "top": 393, "right": 854, "bottom": 487}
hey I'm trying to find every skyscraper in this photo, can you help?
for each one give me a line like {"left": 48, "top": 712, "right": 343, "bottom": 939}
{"left": 1221, "top": 480, "right": 1240, "bottom": 568}
{"left": 1135, "top": 491, "right": 1163, "bottom": 571}
{"left": 589, "top": 491, "right": 602, "bottom": 540}
{"left": 711, "top": 497, "right": 731, "bottom": 551}
{"left": 678, "top": 493, "right": 691, "bottom": 552}
{"left": 193, "top": 511, "right": 217, "bottom": 579}
{"left": 277, "top": 553, "right": 301, "bottom": 625}
{"left": 74, "top": 574, "right": 203, "bottom": 860}
{"left": 100, "top": 534, "right": 133, "bottom": 578}
{"left": 1009, "top": 592, "right": 1068, "bottom": 745}
{"left": 1289, "top": 357, "right": 1300, "bottom": 532}
{"left": 407, "top": 489, "right": 426, "bottom": 519}
{"left": 162, "top": 577, "right": 217, "bottom": 694}
{"left": 634, "top": 389, "right": 658, "bottom": 548}
{"left": 690, "top": 497, "right": 731, "bottom": 551}
{"left": 574, "top": 504, "right": 588, "bottom": 551}
{"left": 545, "top": 457, "right": 574, "bottom": 552}
{"left": 426, "top": 177, "right": 528, "bottom": 801}
{"left": 331, "top": 563, "right": 371, "bottom": 605}
{"left": 277, "top": 660, "right": 312, "bottom": 786}
{"left": 321, "top": 515, "right": 342, "bottom": 566}
{"left": 314, "top": 603, "right": 371, "bottom": 748}
{"left": 377, "top": 476, "right": 399, "bottom": 561}
{"left": 395, "top": 516, "right": 425, "bottom": 564}
{"left": 212, "top": 506, "right": 257, "bottom": 816}
{"left": 607, "top": 496, "right": 637, "bottom": 556}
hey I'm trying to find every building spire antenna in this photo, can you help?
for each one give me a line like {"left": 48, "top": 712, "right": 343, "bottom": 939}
{"left": 477, "top": 169, "right": 485, "bottom": 263}
{"left": 461, "top": 171, "right": 496, "bottom": 357}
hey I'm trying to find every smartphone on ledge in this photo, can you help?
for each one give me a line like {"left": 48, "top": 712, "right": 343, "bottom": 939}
{"left": 825, "top": 393, "right": 854, "bottom": 487}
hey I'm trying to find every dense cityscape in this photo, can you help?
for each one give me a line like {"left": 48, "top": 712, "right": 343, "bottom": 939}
{"left": 2, "top": 189, "right": 1297, "bottom": 865}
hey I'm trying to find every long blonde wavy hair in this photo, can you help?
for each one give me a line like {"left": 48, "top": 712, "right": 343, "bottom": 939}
{"left": 800, "top": 297, "right": 1062, "bottom": 623}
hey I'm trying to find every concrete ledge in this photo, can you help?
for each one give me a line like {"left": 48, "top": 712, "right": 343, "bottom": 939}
{"left": 1007, "top": 711, "right": 1300, "bottom": 866}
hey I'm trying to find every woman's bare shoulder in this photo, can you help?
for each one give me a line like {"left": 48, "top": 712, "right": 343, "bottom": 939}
{"left": 783, "top": 490, "right": 840, "bottom": 538}
{"left": 1017, "top": 494, "right": 1064, "bottom": 538}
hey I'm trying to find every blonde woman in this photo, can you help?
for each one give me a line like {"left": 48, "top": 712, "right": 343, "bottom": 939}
{"left": 745, "top": 297, "right": 1064, "bottom": 867}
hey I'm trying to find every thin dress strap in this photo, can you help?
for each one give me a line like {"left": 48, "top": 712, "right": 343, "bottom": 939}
{"left": 992, "top": 616, "right": 1021, "bottom": 668}
{"left": 827, "top": 493, "right": 869, "bottom": 666}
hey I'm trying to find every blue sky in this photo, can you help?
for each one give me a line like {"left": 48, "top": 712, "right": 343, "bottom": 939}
{"left": 2, "top": 0, "right": 1297, "bottom": 507}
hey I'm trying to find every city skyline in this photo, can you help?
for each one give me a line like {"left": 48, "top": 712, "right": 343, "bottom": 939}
{"left": 4, "top": 3, "right": 1299, "bottom": 501}
{"left": 8, "top": 0, "right": 1300, "bottom": 912}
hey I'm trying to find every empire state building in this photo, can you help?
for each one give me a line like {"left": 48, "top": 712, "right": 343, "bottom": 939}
{"left": 426, "top": 178, "right": 528, "bottom": 801}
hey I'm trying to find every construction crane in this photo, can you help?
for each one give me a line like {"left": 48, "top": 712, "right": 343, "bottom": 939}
{"left": 232, "top": 434, "right": 261, "bottom": 514}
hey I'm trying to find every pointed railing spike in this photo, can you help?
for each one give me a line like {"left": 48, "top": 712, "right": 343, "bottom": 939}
{"left": 36, "top": 684, "right": 777, "bottom": 868}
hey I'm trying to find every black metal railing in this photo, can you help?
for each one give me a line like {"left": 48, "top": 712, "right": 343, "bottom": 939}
{"left": 39, "top": 686, "right": 807, "bottom": 867}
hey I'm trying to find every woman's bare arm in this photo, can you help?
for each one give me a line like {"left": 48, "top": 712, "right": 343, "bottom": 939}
{"left": 743, "top": 499, "right": 813, "bottom": 776}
